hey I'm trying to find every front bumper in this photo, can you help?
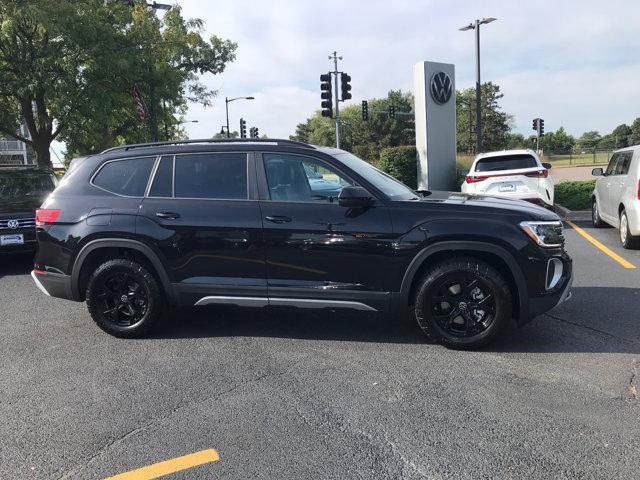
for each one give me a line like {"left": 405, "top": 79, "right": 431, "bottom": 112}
{"left": 527, "top": 269, "right": 573, "bottom": 320}
{"left": 31, "top": 270, "right": 75, "bottom": 300}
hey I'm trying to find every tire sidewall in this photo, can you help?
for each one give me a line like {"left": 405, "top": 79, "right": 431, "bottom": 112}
{"left": 86, "top": 259, "right": 162, "bottom": 337}
{"left": 414, "top": 259, "right": 512, "bottom": 349}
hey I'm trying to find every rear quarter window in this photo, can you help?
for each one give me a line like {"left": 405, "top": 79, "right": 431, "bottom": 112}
{"left": 92, "top": 157, "right": 156, "bottom": 196}
{"left": 475, "top": 154, "right": 538, "bottom": 172}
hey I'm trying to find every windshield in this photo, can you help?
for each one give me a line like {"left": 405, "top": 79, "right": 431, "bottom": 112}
{"left": 333, "top": 152, "right": 419, "bottom": 200}
{"left": 0, "top": 171, "right": 58, "bottom": 200}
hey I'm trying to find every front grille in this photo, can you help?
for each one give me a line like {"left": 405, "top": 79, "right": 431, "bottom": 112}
{"left": 0, "top": 217, "right": 36, "bottom": 230}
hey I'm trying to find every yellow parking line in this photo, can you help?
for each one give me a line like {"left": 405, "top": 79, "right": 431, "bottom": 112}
{"left": 566, "top": 221, "right": 636, "bottom": 269}
{"left": 104, "top": 449, "right": 220, "bottom": 480}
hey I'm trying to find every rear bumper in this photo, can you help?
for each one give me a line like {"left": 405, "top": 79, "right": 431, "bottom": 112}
{"left": 31, "top": 270, "right": 76, "bottom": 301}
{"left": 469, "top": 191, "right": 553, "bottom": 207}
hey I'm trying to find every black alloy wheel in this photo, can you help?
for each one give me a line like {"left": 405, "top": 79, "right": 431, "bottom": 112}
{"left": 95, "top": 271, "right": 148, "bottom": 327}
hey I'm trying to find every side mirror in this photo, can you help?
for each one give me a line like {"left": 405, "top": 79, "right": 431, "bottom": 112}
{"left": 338, "top": 186, "right": 373, "bottom": 208}
{"left": 459, "top": 169, "right": 469, "bottom": 177}
{"left": 592, "top": 167, "right": 604, "bottom": 176}
{"left": 542, "top": 162, "right": 552, "bottom": 169}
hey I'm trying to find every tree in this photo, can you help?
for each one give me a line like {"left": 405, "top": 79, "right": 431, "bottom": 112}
{"left": 0, "top": 1, "right": 237, "bottom": 166}
{"left": 507, "top": 133, "right": 526, "bottom": 149}
{"left": 291, "top": 90, "right": 414, "bottom": 164}
{"left": 540, "top": 127, "right": 575, "bottom": 153}
{"left": 456, "top": 82, "right": 511, "bottom": 154}
{"left": 576, "top": 131, "right": 601, "bottom": 150}
{"left": 212, "top": 131, "right": 239, "bottom": 139}
{"left": 611, "top": 124, "right": 631, "bottom": 148}
{"left": 628, "top": 118, "right": 640, "bottom": 146}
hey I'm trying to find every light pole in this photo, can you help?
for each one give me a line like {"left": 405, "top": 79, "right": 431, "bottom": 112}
{"left": 225, "top": 96, "right": 254, "bottom": 139}
{"left": 459, "top": 17, "right": 496, "bottom": 154}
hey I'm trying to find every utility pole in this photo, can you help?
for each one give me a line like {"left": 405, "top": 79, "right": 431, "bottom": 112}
{"left": 329, "top": 51, "right": 342, "bottom": 149}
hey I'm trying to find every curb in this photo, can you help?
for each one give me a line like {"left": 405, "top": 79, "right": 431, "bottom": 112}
{"left": 554, "top": 204, "right": 591, "bottom": 221}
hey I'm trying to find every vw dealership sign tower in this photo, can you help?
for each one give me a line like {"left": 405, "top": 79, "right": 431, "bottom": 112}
{"left": 413, "top": 61, "right": 456, "bottom": 190}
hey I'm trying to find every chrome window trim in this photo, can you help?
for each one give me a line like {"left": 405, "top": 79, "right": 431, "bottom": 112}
{"left": 89, "top": 155, "right": 158, "bottom": 198}
{"left": 144, "top": 156, "right": 163, "bottom": 198}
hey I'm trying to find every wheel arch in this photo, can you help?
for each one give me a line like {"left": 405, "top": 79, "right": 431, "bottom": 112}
{"left": 71, "top": 238, "right": 175, "bottom": 304}
{"left": 400, "top": 241, "right": 528, "bottom": 322}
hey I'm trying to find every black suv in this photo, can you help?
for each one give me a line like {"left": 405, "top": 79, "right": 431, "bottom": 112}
{"left": 32, "top": 139, "right": 572, "bottom": 348}
{"left": 0, "top": 166, "right": 58, "bottom": 253}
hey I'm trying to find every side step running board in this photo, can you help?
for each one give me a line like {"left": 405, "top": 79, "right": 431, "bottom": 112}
{"left": 194, "top": 296, "right": 377, "bottom": 312}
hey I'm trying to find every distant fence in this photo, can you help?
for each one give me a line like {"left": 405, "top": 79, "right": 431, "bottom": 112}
{"left": 543, "top": 149, "right": 612, "bottom": 166}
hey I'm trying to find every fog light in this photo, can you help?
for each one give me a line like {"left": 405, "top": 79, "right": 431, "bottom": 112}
{"left": 546, "top": 258, "right": 563, "bottom": 290}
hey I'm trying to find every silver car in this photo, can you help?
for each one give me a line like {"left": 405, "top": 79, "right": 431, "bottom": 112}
{"left": 592, "top": 145, "right": 640, "bottom": 248}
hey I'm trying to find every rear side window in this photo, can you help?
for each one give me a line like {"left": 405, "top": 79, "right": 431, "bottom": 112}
{"left": 92, "top": 157, "right": 155, "bottom": 196}
{"left": 475, "top": 154, "right": 538, "bottom": 172}
{"left": 174, "top": 153, "right": 248, "bottom": 199}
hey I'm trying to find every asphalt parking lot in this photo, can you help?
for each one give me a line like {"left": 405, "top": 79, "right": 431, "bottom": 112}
{"left": 1, "top": 222, "right": 639, "bottom": 480}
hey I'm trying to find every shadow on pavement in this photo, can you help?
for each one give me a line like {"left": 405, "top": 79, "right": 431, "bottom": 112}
{"left": 0, "top": 252, "right": 34, "bottom": 278}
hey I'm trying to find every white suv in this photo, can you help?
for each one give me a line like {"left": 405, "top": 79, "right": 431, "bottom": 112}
{"left": 591, "top": 146, "right": 640, "bottom": 249}
{"left": 461, "top": 149, "right": 554, "bottom": 207}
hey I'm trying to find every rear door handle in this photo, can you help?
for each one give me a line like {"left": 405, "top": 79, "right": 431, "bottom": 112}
{"left": 265, "top": 215, "right": 292, "bottom": 224}
{"left": 156, "top": 212, "right": 180, "bottom": 220}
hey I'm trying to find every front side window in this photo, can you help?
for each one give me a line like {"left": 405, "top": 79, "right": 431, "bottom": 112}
{"left": 605, "top": 154, "right": 620, "bottom": 176}
{"left": 174, "top": 153, "right": 248, "bottom": 199}
{"left": 149, "top": 156, "right": 174, "bottom": 197}
{"left": 614, "top": 152, "right": 632, "bottom": 175}
{"left": 263, "top": 154, "right": 353, "bottom": 203}
{"left": 92, "top": 157, "right": 156, "bottom": 196}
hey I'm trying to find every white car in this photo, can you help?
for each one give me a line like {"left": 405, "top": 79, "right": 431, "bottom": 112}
{"left": 461, "top": 149, "right": 554, "bottom": 207}
{"left": 591, "top": 145, "right": 640, "bottom": 249}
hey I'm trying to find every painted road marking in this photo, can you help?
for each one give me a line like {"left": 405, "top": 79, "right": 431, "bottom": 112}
{"left": 566, "top": 221, "right": 636, "bottom": 269}
{"left": 104, "top": 449, "right": 220, "bottom": 480}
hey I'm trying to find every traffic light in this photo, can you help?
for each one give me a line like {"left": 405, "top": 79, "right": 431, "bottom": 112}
{"left": 389, "top": 105, "right": 396, "bottom": 118}
{"left": 249, "top": 126, "right": 259, "bottom": 138}
{"left": 240, "top": 118, "right": 246, "bottom": 138}
{"left": 340, "top": 73, "right": 352, "bottom": 101}
{"left": 532, "top": 118, "right": 539, "bottom": 131}
{"left": 539, "top": 119, "right": 545, "bottom": 136}
{"left": 320, "top": 73, "right": 333, "bottom": 118}
{"left": 362, "top": 100, "right": 368, "bottom": 121}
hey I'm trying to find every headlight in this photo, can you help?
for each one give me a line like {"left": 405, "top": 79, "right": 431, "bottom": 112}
{"left": 519, "top": 221, "right": 564, "bottom": 247}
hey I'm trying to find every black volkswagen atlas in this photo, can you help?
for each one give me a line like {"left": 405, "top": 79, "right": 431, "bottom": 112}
{"left": 31, "top": 139, "right": 572, "bottom": 349}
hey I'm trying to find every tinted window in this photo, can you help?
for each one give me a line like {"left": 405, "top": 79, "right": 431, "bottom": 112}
{"left": 149, "top": 156, "right": 173, "bottom": 197}
{"left": 92, "top": 157, "right": 155, "bottom": 196}
{"left": 475, "top": 154, "right": 538, "bottom": 172}
{"left": 174, "top": 153, "right": 247, "bottom": 199}
{"left": 614, "top": 152, "right": 632, "bottom": 175}
{"left": 605, "top": 154, "right": 620, "bottom": 176}
{"left": 264, "top": 154, "right": 353, "bottom": 203}
{"left": 0, "top": 171, "right": 57, "bottom": 200}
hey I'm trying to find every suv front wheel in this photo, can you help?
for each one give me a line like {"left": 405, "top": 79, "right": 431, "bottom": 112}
{"left": 414, "top": 258, "right": 512, "bottom": 349}
{"left": 85, "top": 259, "right": 163, "bottom": 338}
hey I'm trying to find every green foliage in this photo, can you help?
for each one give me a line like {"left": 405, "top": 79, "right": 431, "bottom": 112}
{"left": 629, "top": 118, "right": 640, "bottom": 146}
{"left": 555, "top": 180, "right": 596, "bottom": 210}
{"left": 540, "top": 127, "right": 575, "bottom": 153}
{"left": 0, "top": 0, "right": 237, "bottom": 165}
{"left": 456, "top": 82, "right": 511, "bottom": 154}
{"left": 291, "top": 90, "right": 415, "bottom": 164}
{"left": 378, "top": 146, "right": 417, "bottom": 189}
{"left": 576, "top": 131, "right": 601, "bottom": 150}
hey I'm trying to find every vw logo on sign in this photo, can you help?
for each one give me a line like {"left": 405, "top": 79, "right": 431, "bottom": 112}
{"left": 429, "top": 71, "right": 453, "bottom": 105}
{"left": 7, "top": 219, "right": 20, "bottom": 229}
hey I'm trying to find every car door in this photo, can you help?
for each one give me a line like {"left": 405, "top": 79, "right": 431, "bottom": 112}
{"left": 609, "top": 151, "right": 633, "bottom": 224}
{"left": 257, "top": 152, "right": 395, "bottom": 312}
{"left": 598, "top": 154, "right": 620, "bottom": 222}
{"left": 137, "top": 152, "right": 266, "bottom": 305}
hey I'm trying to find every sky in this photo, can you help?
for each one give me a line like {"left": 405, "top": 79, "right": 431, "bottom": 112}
{"left": 50, "top": 0, "right": 640, "bottom": 162}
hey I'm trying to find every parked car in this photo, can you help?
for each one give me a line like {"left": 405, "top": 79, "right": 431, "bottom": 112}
{"left": 31, "top": 139, "right": 572, "bottom": 349}
{"left": 591, "top": 145, "right": 640, "bottom": 248}
{"left": 461, "top": 149, "right": 554, "bottom": 208}
{"left": 0, "top": 166, "right": 58, "bottom": 254}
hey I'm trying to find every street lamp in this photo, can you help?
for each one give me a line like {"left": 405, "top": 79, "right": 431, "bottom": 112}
{"left": 177, "top": 120, "right": 198, "bottom": 125}
{"left": 225, "top": 96, "right": 255, "bottom": 139}
{"left": 115, "top": 0, "right": 172, "bottom": 10}
{"left": 459, "top": 17, "right": 497, "bottom": 154}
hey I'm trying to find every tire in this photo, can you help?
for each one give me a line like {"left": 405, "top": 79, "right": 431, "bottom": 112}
{"left": 619, "top": 209, "right": 640, "bottom": 249}
{"left": 85, "top": 259, "right": 163, "bottom": 338}
{"left": 592, "top": 198, "right": 605, "bottom": 228}
{"left": 413, "top": 258, "right": 512, "bottom": 350}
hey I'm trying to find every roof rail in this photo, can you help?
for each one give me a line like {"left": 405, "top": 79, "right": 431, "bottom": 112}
{"left": 101, "top": 138, "right": 314, "bottom": 154}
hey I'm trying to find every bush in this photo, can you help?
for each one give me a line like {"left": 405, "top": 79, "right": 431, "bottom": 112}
{"left": 379, "top": 146, "right": 417, "bottom": 189}
{"left": 554, "top": 180, "right": 596, "bottom": 210}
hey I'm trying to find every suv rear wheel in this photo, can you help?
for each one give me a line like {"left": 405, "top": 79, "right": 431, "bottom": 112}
{"left": 414, "top": 258, "right": 512, "bottom": 349}
{"left": 619, "top": 209, "right": 640, "bottom": 249}
{"left": 85, "top": 259, "right": 163, "bottom": 338}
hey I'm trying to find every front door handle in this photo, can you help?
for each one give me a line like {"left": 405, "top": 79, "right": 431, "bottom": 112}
{"left": 265, "top": 215, "right": 292, "bottom": 224}
{"left": 156, "top": 212, "right": 180, "bottom": 220}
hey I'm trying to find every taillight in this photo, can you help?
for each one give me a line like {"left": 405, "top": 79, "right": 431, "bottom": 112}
{"left": 637, "top": 179, "right": 640, "bottom": 200}
{"left": 465, "top": 175, "right": 487, "bottom": 184}
{"left": 35, "top": 209, "right": 61, "bottom": 227}
{"left": 525, "top": 170, "right": 548, "bottom": 178}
